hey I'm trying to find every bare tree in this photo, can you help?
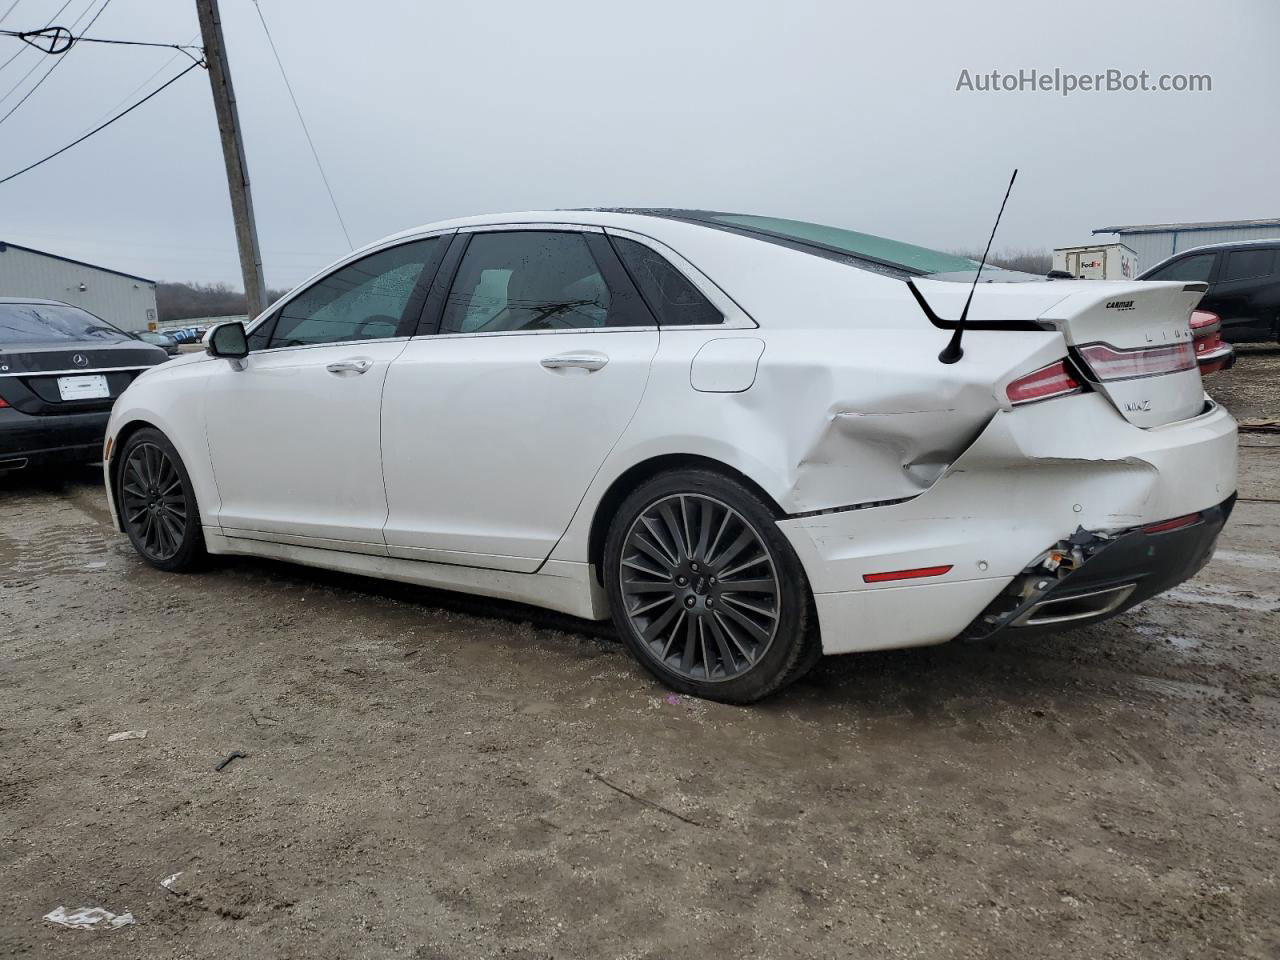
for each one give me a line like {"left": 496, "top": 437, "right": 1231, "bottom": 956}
{"left": 951, "top": 248, "right": 1052, "bottom": 275}
{"left": 156, "top": 281, "right": 289, "bottom": 322}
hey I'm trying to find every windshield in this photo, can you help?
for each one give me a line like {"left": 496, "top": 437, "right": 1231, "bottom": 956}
{"left": 0, "top": 301, "right": 131, "bottom": 344}
{"left": 651, "top": 211, "right": 984, "bottom": 276}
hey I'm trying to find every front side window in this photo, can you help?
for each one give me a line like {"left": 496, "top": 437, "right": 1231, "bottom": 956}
{"left": 440, "top": 231, "right": 644, "bottom": 334}
{"left": 269, "top": 238, "right": 440, "bottom": 348}
{"left": 610, "top": 237, "right": 722, "bottom": 326}
{"left": 1222, "top": 248, "right": 1275, "bottom": 282}
{"left": 1146, "top": 253, "right": 1215, "bottom": 283}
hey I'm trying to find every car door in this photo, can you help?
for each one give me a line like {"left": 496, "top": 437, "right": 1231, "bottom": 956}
{"left": 1208, "top": 247, "right": 1278, "bottom": 342}
{"left": 204, "top": 235, "right": 447, "bottom": 550}
{"left": 380, "top": 226, "right": 659, "bottom": 572}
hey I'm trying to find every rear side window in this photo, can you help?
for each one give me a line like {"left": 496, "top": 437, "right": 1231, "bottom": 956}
{"left": 1146, "top": 253, "right": 1215, "bottom": 283}
{"left": 610, "top": 237, "right": 723, "bottom": 326}
{"left": 440, "top": 231, "right": 650, "bottom": 334}
{"left": 1221, "top": 248, "right": 1275, "bottom": 282}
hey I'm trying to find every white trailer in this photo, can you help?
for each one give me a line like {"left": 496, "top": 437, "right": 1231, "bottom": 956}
{"left": 1053, "top": 242, "right": 1139, "bottom": 281}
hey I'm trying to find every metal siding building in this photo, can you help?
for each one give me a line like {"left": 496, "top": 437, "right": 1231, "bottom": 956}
{"left": 0, "top": 241, "right": 158, "bottom": 332}
{"left": 1092, "top": 218, "right": 1280, "bottom": 272}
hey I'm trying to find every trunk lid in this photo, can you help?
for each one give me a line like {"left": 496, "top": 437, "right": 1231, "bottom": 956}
{"left": 911, "top": 277, "right": 1206, "bottom": 427}
{"left": 0, "top": 340, "right": 168, "bottom": 415}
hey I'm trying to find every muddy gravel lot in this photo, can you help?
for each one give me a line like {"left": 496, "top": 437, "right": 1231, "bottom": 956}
{"left": 2, "top": 354, "right": 1278, "bottom": 959}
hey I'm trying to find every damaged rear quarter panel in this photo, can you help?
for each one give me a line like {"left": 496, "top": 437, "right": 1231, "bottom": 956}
{"left": 745, "top": 327, "right": 1068, "bottom": 511}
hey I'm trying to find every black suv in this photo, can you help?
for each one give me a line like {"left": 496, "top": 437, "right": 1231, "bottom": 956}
{"left": 0, "top": 298, "right": 168, "bottom": 472}
{"left": 1139, "top": 240, "right": 1280, "bottom": 344}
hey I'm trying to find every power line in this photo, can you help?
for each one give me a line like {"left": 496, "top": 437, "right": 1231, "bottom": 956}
{"left": 251, "top": 0, "right": 351, "bottom": 249}
{"left": 77, "top": 31, "right": 198, "bottom": 134}
{"left": 0, "top": 0, "right": 74, "bottom": 77}
{"left": 0, "top": 0, "right": 88, "bottom": 105}
{"left": 0, "top": 0, "right": 107, "bottom": 124}
{"left": 0, "top": 2, "right": 21, "bottom": 27}
{"left": 0, "top": 57, "right": 202, "bottom": 187}
{"left": 0, "top": 26, "right": 202, "bottom": 55}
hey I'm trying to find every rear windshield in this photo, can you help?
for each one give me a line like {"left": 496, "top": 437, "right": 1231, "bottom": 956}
{"left": 0, "top": 302, "right": 132, "bottom": 344}
{"left": 647, "top": 211, "right": 982, "bottom": 277}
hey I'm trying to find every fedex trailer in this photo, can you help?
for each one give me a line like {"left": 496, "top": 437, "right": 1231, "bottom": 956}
{"left": 1053, "top": 243, "right": 1139, "bottom": 280}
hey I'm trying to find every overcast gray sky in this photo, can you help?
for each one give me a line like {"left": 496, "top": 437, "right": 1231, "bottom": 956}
{"left": 2, "top": 0, "right": 1277, "bottom": 287}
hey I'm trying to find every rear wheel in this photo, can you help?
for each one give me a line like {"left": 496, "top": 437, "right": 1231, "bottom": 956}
{"left": 604, "top": 469, "right": 819, "bottom": 704}
{"left": 117, "top": 428, "right": 206, "bottom": 572}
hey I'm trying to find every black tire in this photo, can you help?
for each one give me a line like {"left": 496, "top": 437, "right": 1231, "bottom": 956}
{"left": 116, "top": 427, "right": 207, "bottom": 572}
{"left": 603, "top": 468, "right": 819, "bottom": 704}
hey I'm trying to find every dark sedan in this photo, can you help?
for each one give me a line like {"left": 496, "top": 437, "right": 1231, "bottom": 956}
{"left": 0, "top": 298, "right": 168, "bottom": 472}
{"left": 136, "top": 331, "right": 180, "bottom": 356}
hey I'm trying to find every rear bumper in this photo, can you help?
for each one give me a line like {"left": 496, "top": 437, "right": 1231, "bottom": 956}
{"left": 0, "top": 406, "right": 108, "bottom": 470}
{"left": 961, "top": 495, "right": 1233, "bottom": 640}
{"left": 778, "top": 393, "right": 1237, "bottom": 655}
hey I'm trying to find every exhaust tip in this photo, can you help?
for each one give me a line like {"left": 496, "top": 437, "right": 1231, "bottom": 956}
{"left": 1012, "top": 583, "right": 1137, "bottom": 627}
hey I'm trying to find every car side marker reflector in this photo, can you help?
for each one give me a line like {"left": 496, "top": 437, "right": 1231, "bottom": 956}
{"left": 1141, "top": 513, "right": 1201, "bottom": 534}
{"left": 863, "top": 564, "right": 954, "bottom": 584}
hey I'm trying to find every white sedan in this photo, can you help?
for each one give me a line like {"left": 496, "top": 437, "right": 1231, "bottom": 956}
{"left": 104, "top": 210, "right": 1238, "bottom": 702}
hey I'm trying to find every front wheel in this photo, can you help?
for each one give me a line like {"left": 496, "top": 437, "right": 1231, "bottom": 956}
{"left": 603, "top": 469, "right": 819, "bottom": 704}
{"left": 116, "top": 427, "right": 207, "bottom": 572}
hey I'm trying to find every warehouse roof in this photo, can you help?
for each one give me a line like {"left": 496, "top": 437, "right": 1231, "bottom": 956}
{"left": 0, "top": 240, "right": 156, "bottom": 285}
{"left": 1093, "top": 218, "right": 1280, "bottom": 236}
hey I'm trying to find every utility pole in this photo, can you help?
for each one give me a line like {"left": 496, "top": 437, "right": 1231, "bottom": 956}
{"left": 195, "top": 0, "right": 268, "bottom": 319}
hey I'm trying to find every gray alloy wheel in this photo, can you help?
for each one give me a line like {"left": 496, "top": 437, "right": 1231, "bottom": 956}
{"left": 120, "top": 440, "right": 189, "bottom": 562}
{"left": 116, "top": 427, "right": 206, "bottom": 573}
{"left": 617, "top": 492, "right": 782, "bottom": 683}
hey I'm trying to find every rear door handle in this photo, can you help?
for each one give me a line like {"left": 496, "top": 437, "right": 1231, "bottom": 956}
{"left": 326, "top": 358, "right": 373, "bottom": 375}
{"left": 540, "top": 352, "right": 609, "bottom": 372}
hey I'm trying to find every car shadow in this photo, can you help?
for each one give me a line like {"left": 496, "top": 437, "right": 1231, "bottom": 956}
{"left": 0, "top": 463, "right": 104, "bottom": 495}
{"left": 212, "top": 553, "right": 617, "bottom": 642}
{"left": 202, "top": 552, "right": 1112, "bottom": 720}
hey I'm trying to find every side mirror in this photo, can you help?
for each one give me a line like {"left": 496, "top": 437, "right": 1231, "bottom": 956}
{"left": 206, "top": 321, "right": 249, "bottom": 361}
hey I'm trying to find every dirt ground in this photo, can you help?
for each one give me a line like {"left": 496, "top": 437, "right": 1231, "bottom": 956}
{"left": 2, "top": 353, "right": 1278, "bottom": 960}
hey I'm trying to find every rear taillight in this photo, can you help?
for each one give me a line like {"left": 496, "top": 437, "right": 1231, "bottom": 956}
{"left": 0, "top": 395, "right": 8, "bottom": 408}
{"left": 1189, "top": 309, "right": 1232, "bottom": 373}
{"left": 1190, "top": 309, "right": 1220, "bottom": 336}
{"left": 1006, "top": 360, "right": 1082, "bottom": 406}
{"left": 1077, "top": 341, "right": 1196, "bottom": 380}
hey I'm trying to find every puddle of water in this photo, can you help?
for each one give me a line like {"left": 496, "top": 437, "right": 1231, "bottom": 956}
{"left": 1132, "top": 622, "right": 1202, "bottom": 652}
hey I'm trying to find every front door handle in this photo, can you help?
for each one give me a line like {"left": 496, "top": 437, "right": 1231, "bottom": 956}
{"left": 326, "top": 358, "right": 373, "bottom": 375}
{"left": 540, "top": 352, "right": 609, "bottom": 372}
